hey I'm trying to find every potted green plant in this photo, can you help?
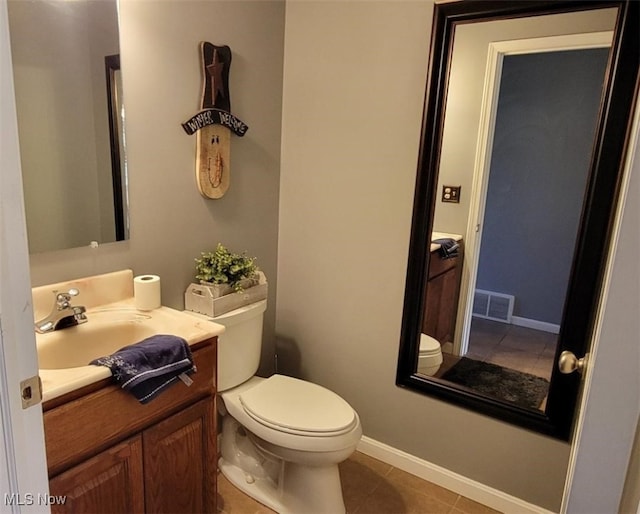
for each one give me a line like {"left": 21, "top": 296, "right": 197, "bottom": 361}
{"left": 194, "top": 243, "right": 259, "bottom": 297}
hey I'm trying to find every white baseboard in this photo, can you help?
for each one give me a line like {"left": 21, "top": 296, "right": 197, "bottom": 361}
{"left": 357, "top": 436, "right": 555, "bottom": 514}
{"left": 511, "top": 316, "right": 560, "bottom": 334}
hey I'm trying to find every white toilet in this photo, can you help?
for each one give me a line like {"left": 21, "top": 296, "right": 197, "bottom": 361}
{"left": 201, "top": 300, "right": 362, "bottom": 514}
{"left": 418, "top": 334, "right": 443, "bottom": 376}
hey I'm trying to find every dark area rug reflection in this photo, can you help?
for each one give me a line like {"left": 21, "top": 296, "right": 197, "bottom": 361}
{"left": 441, "top": 357, "right": 549, "bottom": 410}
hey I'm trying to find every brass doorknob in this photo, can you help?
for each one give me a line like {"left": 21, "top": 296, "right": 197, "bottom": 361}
{"left": 558, "top": 351, "right": 588, "bottom": 375}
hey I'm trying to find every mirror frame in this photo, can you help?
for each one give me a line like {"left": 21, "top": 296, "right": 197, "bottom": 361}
{"left": 105, "top": 53, "right": 126, "bottom": 242}
{"left": 397, "top": 0, "right": 639, "bottom": 439}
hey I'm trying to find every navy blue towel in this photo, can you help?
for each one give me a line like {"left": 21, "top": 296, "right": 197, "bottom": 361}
{"left": 433, "top": 238, "right": 459, "bottom": 259}
{"left": 90, "top": 334, "right": 196, "bottom": 404}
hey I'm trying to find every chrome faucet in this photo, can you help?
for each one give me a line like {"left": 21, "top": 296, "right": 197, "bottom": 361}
{"left": 35, "top": 288, "right": 87, "bottom": 334}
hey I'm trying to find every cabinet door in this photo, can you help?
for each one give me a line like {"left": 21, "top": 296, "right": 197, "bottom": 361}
{"left": 143, "top": 398, "right": 216, "bottom": 514}
{"left": 423, "top": 269, "right": 459, "bottom": 343}
{"left": 49, "top": 436, "right": 144, "bottom": 514}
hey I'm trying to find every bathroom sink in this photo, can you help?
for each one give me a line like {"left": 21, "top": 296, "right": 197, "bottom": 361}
{"left": 32, "top": 270, "right": 225, "bottom": 402}
{"left": 37, "top": 309, "right": 167, "bottom": 369}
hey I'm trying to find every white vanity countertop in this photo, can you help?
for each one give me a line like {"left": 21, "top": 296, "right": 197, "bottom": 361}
{"left": 34, "top": 270, "right": 225, "bottom": 403}
{"left": 430, "top": 231, "right": 463, "bottom": 252}
{"left": 39, "top": 299, "right": 224, "bottom": 403}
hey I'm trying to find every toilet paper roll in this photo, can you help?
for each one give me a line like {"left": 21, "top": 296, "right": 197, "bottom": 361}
{"left": 134, "top": 275, "right": 161, "bottom": 311}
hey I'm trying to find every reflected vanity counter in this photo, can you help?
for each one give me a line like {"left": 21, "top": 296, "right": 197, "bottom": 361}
{"left": 423, "top": 232, "right": 463, "bottom": 348}
{"left": 430, "top": 231, "right": 462, "bottom": 252}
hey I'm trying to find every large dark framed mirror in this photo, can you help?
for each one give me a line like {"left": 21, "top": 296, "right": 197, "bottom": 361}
{"left": 397, "top": 0, "right": 638, "bottom": 440}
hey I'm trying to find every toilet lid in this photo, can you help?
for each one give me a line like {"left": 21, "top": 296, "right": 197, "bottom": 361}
{"left": 420, "top": 334, "right": 441, "bottom": 355}
{"left": 239, "top": 375, "right": 357, "bottom": 435}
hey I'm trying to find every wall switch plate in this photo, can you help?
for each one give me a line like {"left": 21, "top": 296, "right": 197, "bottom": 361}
{"left": 442, "top": 185, "right": 461, "bottom": 203}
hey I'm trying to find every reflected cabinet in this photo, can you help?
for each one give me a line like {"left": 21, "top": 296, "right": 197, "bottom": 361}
{"left": 423, "top": 243, "right": 463, "bottom": 346}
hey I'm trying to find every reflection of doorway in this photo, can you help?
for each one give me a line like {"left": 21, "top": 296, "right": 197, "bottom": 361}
{"left": 461, "top": 39, "right": 610, "bottom": 385}
{"left": 467, "top": 48, "right": 608, "bottom": 378}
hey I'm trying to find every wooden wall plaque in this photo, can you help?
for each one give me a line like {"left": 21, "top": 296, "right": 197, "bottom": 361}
{"left": 182, "top": 42, "right": 248, "bottom": 199}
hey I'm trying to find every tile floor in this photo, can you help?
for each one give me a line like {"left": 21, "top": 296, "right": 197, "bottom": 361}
{"left": 466, "top": 318, "right": 557, "bottom": 381}
{"left": 217, "top": 451, "right": 502, "bottom": 514}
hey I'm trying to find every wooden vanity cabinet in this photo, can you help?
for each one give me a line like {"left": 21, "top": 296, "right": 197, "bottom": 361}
{"left": 49, "top": 436, "right": 145, "bottom": 514}
{"left": 44, "top": 338, "right": 217, "bottom": 514}
{"left": 143, "top": 399, "right": 215, "bottom": 513}
{"left": 423, "top": 243, "right": 463, "bottom": 344}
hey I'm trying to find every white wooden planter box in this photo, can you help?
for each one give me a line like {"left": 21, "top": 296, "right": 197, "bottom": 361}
{"left": 185, "top": 271, "right": 267, "bottom": 317}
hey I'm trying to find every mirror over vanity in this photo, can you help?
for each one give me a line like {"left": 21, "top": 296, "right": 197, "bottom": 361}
{"left": 7, "top": 0, "right": 128, "bottom": 254}
{"left": 397, "top": 0, "right": 638, "bottom": 439}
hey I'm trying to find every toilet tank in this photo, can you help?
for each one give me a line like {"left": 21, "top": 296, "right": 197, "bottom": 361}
{"left": 212, "top": 300, "right": 267, "bottom": 392}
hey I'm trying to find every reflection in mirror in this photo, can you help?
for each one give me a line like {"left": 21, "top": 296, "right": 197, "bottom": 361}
{"left": 426, "top": 38, "right": 612, "bottom": 411}
{"left": 8, "top": 0, "right": 128, "bottom": 253}
{"left": 397, "top": 1, "right": 639, "bottom": 439}
{"left": 105, "top": 54, "right": 129, "bottom": 242}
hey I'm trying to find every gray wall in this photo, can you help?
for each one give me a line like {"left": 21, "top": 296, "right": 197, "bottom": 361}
{"left": 620, "top": 416, "right": 640, "bottom": 513}
{"left": 277, "top": 2, "right": 569, "bottom": 510}
{"left": 28, "top": 0, "right": 285, "bottom": 376}
{"left": 477, "top": 49, "right": 610, "bottom": 324}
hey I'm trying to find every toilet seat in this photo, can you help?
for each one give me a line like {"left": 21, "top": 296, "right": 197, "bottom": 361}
{"left": 420, "top": 334, "right": 441, "bottom": 356}
{"left": 222, "top": 376, "right": 362, "bottom": 452}
{"left": 240, "top": 375, "right": 357, "bottom": 436}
